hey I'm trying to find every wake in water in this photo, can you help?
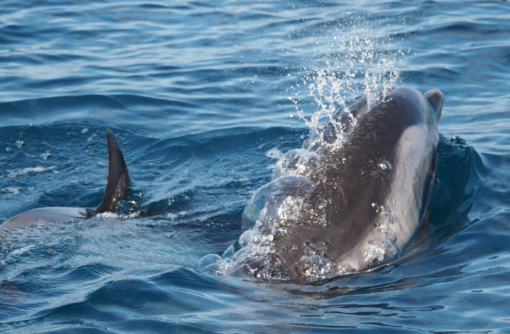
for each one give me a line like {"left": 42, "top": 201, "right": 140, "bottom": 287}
{"left": 201, "top": 13, "right": 409, "bottom": 281}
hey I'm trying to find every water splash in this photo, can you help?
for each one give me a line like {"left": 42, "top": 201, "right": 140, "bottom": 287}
{"left": 214, "top": 11, "right": 408, "bottom": 281}
{"left": 295, "top": 12, "right": 406, "bottom": 148}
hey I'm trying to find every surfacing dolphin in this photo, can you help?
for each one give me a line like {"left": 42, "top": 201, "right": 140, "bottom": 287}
{"left": 221, "top": 86, "right": 444, "bottom": 281}
{"left": 2, "top": 129, "right": 131, "bottom": 228}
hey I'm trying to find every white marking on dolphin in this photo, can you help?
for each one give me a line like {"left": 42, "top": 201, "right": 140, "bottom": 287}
{"left": 2, "top": 129, "right": 131, "bottom": 228}
{"left": 223, "top": 86, "right": 444, "bottom": 281}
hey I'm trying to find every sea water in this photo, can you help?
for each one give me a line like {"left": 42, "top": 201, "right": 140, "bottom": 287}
{"left": 1, "top": 1, "right": 510, "bottom": 332}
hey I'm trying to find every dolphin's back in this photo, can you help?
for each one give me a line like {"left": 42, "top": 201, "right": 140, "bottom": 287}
{"left": 2, "top": 207, "right": 90, "bottom": 228}
{"left": 286, "top": 87, "right": 436, "bottom": 269}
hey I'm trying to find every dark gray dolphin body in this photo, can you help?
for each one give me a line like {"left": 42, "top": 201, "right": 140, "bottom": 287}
{"left": 232, "top": 86, "right": 444, "bottom": 281}
{"left": 2, "top": 129, "right": 131, "bottom": 228}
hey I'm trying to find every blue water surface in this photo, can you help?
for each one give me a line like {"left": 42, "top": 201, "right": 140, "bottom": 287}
{"left": 1, "top": 0, "right": 510, "bottom": 332}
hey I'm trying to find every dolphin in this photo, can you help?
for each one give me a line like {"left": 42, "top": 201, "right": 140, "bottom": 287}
{"left": 226, "top": 86, "right": 444, "bottom": 281}
{"left": 2, "top": 129, "right": 131, "bottom": 228}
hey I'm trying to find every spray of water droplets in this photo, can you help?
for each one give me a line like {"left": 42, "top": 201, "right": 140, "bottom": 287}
{"left": 206, "top": 11, "right": 409, "bottom": 281}
{"left": 294, "top": 13, "right": 408, "bottom": 143}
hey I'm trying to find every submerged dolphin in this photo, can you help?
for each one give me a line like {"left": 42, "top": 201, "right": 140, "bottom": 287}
{"left": 223, "top": 86, "right": 444, "bottom": 281}
{"left": 2, "top": 129, "right": 131, "bottom": 228}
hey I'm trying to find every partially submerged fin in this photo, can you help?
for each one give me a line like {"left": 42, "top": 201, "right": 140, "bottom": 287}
{"left": 95, "top": 129, "right": 132, "bottom": 213}
{"left": 425, "top": 89, "right": 444, "bottom": 122}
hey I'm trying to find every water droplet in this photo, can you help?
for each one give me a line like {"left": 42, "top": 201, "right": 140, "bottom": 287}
{"left": 377, "top": 160, "right": 392, "bottom": 171}
{"left": 372, "top": 203, "right": 384, "bottom": 213}
{"left": 222, "top": 244, "right": 235, "bottom": 258}
{"left": 198, "top": 254, "right": 222, "bottom": 267}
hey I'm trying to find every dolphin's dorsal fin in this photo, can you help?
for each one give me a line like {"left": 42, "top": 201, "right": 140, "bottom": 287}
{"left": 425, "top": 89, "right": 444, "bottom": 122}
{"left": 96, "top": 129, "right": 132, "bottom": 213}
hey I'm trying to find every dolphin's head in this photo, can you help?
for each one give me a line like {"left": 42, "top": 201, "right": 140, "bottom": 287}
{"left": 231, "top": 86, "right": 444, "bottom": 282}
{"left": 425, "top": 89, "right": 444, "bottom": 122}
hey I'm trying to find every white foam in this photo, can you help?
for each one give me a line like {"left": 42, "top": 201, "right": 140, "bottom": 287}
{"left": 5, "top": 187, "right": 21, "bottom": 195}
{"left": 7, "top": 166, "right": 57, "bottom": 178}
{"left": 266, "top": 148, "right": 283, "bottom": 160}
{"left": 10, "top": 244, "right": 36, "bottom": 256}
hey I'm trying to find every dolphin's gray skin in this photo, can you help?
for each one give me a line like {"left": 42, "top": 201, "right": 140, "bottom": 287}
{"left": 2, "top": 129, "right": 131, "bottom": 228}
{"left": 231, "top": 86, "right": 444, "bottom": 281}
